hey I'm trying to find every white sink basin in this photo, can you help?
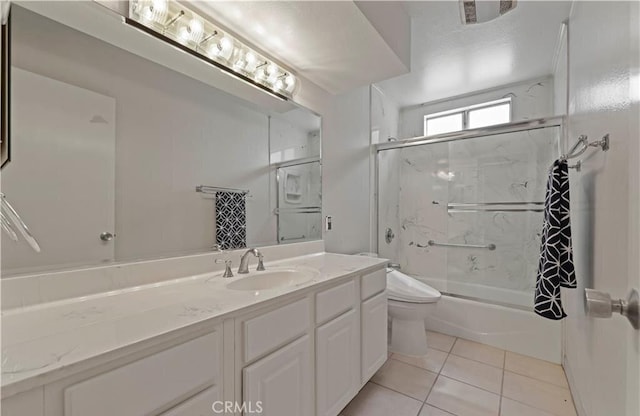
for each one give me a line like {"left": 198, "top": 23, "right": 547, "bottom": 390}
{"left": 226, "top": 268, "right": 319, "bottom": 291}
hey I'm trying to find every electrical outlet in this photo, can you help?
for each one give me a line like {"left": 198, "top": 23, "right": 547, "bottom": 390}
{"left": 325, "top": 216, "right": 332, "bottom": 231}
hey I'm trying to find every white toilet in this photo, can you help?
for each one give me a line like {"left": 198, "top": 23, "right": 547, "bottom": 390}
{"left": 386, "top": 268, "right": 441, "bottom": 356}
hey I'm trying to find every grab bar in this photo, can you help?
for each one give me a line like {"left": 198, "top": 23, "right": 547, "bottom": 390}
{"left": 448, "top": 208, "right": 544, "bottom": 213}
{"left": 448, "top": 202, "right": 544, "bottom": 207}
{"left": 425, "top": 240, "right": 496, "bottom": 251}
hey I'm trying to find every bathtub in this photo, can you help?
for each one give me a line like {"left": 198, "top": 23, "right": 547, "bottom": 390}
{"left": 414, "top": 275, "right": 562, "bottom": 363}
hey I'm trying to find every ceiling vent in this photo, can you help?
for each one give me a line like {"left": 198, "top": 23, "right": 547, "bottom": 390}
{"left": 460, "top": 0, "right": 517, "bottom": 24}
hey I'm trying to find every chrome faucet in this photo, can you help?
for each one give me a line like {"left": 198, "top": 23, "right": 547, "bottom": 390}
{"left": 238, "top": 248, "right": 265, "bottom": 274}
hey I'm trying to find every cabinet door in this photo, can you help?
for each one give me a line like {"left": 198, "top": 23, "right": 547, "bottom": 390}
{"left": 316, "top": 309, "right": 359, "bottom": 416}
{"left": 243, "top": 335, "right": 312, "bottom": 416}
{"left": 361, "top": 292, "right": 388, "bottom": 383}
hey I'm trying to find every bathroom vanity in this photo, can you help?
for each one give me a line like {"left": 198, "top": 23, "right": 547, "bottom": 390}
{"left": 0, "top": 4, "right": 387, "bottom": 415}
{"left": 1, "top": 244, "right": 388, "bottom": 416}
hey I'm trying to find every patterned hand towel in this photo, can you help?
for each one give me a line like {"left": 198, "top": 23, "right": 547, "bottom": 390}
{"left": 534, "top": 159, "right": 576, "bottom": 320}
{"left": 215, "top": 191, "right": 247, "bottom": 250}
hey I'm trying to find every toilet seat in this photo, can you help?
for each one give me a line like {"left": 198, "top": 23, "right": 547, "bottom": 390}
{"left": 387, "top": 269, "right": 441, "bottom": 304}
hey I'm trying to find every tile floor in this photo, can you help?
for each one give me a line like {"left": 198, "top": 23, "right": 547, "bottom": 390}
{"left": 341, "top": 331, "right": 577, "bottom": 416}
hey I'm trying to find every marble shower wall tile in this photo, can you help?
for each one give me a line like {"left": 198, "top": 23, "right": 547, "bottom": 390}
{"left": 377, "top": 125, "right": 560, "bottom": 306}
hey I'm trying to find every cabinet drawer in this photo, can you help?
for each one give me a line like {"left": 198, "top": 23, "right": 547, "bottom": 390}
{"left": 161, "top": 385, "right": 220, "bottom": 416}
{"left": 316, "top": 280, "right": 356, "bottom": 324}
{"left": 64, "top": 331, "right": 221, "bottom": 416}
{"left": 361, "top": 268, "right": 386, "bottom": 300}
{"left": 243, "top": 298, "right": 310, "bottom": 363}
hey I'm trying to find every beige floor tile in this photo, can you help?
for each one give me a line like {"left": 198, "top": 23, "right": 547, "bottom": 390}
{"left": 426, "top": 376, "right": 500, "bottom": 416}
{"left": 419, "top": 404, "right": 455, "bottom": 415}
{"left": 372, "top": 358, "right": 438, "bottom": 401}
{"left": 505, "top": 351, "right": 568, "bottom": 387}
{"left": 502, "top": 372, "right": 577, "bottom": 416}
{"left": 342, "top": 382, "right": 423, "bottom": 416}
{"left": 427, "top": 331, "right": 457, "bottom": 352}
{"left": 440, "top": 354, "right": 503, "bottom": 394}
{"left": 392, "top": 348, "right": 449, "bottom": 373}
{"left": 500, "top": 397, "right": 555, "bottom": 416}
{"left": 451, "top": 339, "right": 505, "bottom": 368}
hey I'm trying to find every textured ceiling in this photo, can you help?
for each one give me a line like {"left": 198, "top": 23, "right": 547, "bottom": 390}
{"left": 192, "top": 1, "right": 410, "bottom": 95}
{"left": 376, "top": 1, "right": 573, "bottom": 108}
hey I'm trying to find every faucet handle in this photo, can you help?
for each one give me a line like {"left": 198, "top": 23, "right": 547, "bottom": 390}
{"left": 215, "top": 258, "right": 234, "bottom": 278}
{"left": 256, "top": 255, "right": 265, "bottom": 271}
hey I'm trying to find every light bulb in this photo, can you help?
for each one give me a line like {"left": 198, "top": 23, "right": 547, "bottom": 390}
{"left": 243, "top": 52, "right": 259, "bottom": 73}
{"left": 275, "top": 79, "right": 284, "bottom": 90}
{"left": 178, "top": 19, "right": 203, "bottom": 43}
{"left": 255, "top": 69, "right": 266, "bottom": 81}
{"left": 208, "top": 44, "right": 220, "bottom": 57}
{"left": 219, "top": 37, "right": 232, "bottom": 51}
{"left": 245, "top": 52, "right": 256, "bottom": 65}
{"left": 178, "top": 25, "right": 190, "bottom": 41}
{"left": 142, "top": 0, "right": 167, "bottom": 22}
{"left": 266, "top": 63, "right": 278, "bottom": 76}
{"left": 151, "top": 0, "right": 167, "bottom": 12}
{"left": 188, "top": 19, "right": 203, "bottom": 39}
{"left": 285, "top": 74, "right": 295, "bottom": 87}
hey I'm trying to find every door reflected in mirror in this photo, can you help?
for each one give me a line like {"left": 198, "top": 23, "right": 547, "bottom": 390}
{"left": 1, "top": 6, "right": 321, "bottom": 277}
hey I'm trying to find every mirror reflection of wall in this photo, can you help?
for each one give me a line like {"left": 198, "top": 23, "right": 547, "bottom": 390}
{"left": 1, "top": 6, "right": 321, "bottom": 276}
{"left": 276, "top": 162, "right": 322, "bottom": 243}
{"left": 269, "top": 108, "right": 321, "bottom": 164}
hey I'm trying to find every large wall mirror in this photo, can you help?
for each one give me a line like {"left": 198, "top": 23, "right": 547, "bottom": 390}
{"left": 1, "top": 4, "right": 321, "bottom": 276}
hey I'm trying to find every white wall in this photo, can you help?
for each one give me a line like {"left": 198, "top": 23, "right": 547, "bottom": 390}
{"left": 9, "top": 7, "right": 276, "bottom": 265}
{"left": 398, "top": 76, "right": 555, "bottom": 139}
{"left": 560, "top": 2, "right": 640, "bottom": 416}
{"left": 321, "top": 87, "right": 372, "bottom": 254}
{"left": 553, "top": 23, "right": 568, "bottom": 120}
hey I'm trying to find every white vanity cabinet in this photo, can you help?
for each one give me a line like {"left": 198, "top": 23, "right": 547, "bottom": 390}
{"left": 63, "top": 331, "right": 222, "bottom": 416}
{"left": 316, "top": 309, "right": 360, "bottom": 416}
{"left": 160, "top": 385, "right": 221, "bottom": 416}
{"left": 1, "top": 263, "right": 387, "bottom": 416}
{"left": 243, "top": 335, "right": 313, "bottom": 416}
{"left": 237, "top": 268, "right": 387, "bottom": 416}
{"left": 361, "top": 269, "right": 388, "bottom": 383}
{"left": 315, "top": 280, "right": 360, "bottom": 416}
{"left": 238, "top": 298, "right": 314, "bottom": 416}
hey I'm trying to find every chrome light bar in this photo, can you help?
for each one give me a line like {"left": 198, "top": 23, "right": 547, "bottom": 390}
{"left": 126, "top": 0, "right": 297, "bottom": 101}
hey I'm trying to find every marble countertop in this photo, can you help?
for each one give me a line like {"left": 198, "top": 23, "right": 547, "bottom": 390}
{"left": 1, "top": 252, "right": 387, "bottom": 397}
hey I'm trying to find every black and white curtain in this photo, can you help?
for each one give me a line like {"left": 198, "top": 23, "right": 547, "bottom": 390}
{"left": 215, "top": 191, "right": 247, "bottom": 250}
{"left": 534, "top": 159, "right": 576, "bottom": 320}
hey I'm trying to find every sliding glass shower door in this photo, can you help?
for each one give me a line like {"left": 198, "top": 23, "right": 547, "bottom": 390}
{"left": 377, "top": 124, "right": 561, "bottom": 308}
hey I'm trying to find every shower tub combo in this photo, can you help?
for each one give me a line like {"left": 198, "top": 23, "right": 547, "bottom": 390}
{"left": 375, "top": 117, "right": 565, "bottom": 363}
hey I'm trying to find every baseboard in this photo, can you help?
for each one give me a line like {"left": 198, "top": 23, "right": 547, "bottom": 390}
{"left": 563, "top": 354, "right": 588, "bottom": 416}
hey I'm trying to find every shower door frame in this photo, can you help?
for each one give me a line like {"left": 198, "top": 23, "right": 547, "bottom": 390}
{"left": 372, "top": 115, "right": 565, "bottom": 256}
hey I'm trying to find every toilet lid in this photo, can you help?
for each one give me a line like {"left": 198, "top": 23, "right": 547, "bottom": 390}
{"left": 386, "top": 269, "right": 441, "bottom": 303}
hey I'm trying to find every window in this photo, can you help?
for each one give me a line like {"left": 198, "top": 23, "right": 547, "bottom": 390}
{"left": 424, "top": 98, "right": 512, "bottom": 136}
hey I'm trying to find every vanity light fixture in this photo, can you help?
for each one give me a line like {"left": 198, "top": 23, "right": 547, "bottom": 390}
{"left": 126, "top": 0, "right": 297, "bottom": 100}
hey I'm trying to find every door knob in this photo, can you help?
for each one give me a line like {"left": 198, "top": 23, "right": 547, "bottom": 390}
{"left": 99, "top": 232, "right": 115, "bottom": 242}
{"left": 585, "top": 288, "right": 639, "bottom": 330}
